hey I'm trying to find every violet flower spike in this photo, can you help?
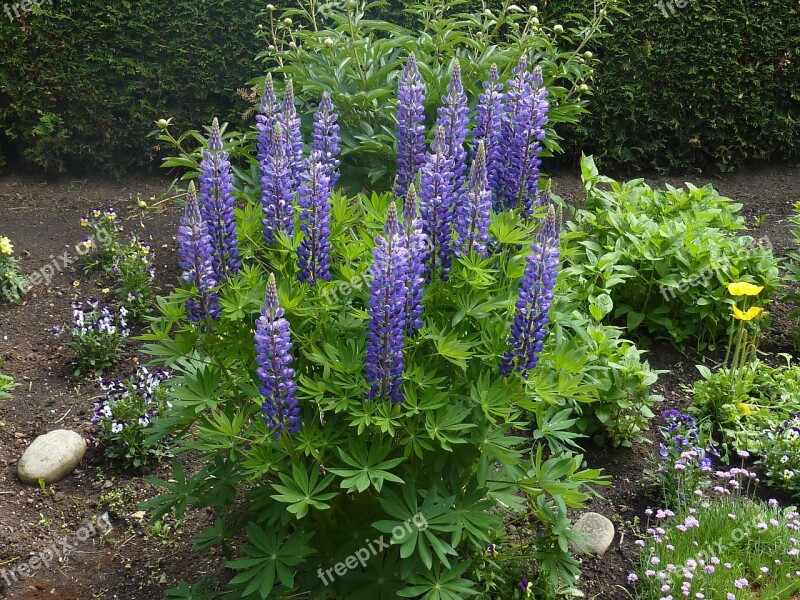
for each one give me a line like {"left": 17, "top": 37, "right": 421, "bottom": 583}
{"left": 366, "top": 203, "right": 409, "bottom": 403}
{"left": 474, "top": 64, "right": 504, "bottom": 208}
{"left": 419, "top": 126, "right": 456, "bottom": 279}
{"left": 312, "top": 91, "right": 341, "bottom": 188}
{"left": 403, "top": 183, "right": 428, "bottom": 333}
{"left": 261, "top": 123, "right": 295, "bottom": 243}
{"left": 256, "top": 73, "right": 279, "bottom": 167}
{"left": 280, "top": 80, "right": 305, "bottom": 187}
{"left": 177, "top": 182, "right": 220, "bottom": 321}
{"left": 500, "top": 206, "right": 560, "bottom": 377}
{"left": 436, "top": 60, "right": 470, "bottom": 195}
{"left": 199, "top": 117, "right": 241, "bottom": 280}
{"left": 255, "top": 273, "right": 301, "bottom": 438}
{"left": 497, "top": 56, "right": 532, "bottom": 210}
{"left": 455, "top": 142, "right": 492, "bottom": 258}
{"left": 395, "top": 53, "right": 427, "bottom": 199}
{"left": 297, "top": 151, "right": 332, "bottom": 284}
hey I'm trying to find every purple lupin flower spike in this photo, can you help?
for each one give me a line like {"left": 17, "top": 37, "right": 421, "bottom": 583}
{"left": 366, "top": 203, "right": 409, "bottom": 403}
{"left": 261, "top": 123, "right": 295, "bottom": 243}
{"left": 312, "top": 91, "right": 341, "bottom": 188}
{"left": 419, "top": 126, "right": 455, "bottom": 279}
{"left": 498, "top": 60, "right": 549, "bottom": 216}
{"left": 497, "top": 56, "right": 532, "bottom": 210}
{"left": 280, "top": 80, "right": 305, "bottom": 187}
{"left": 395, "top": 53, "right": 427, "bottom": 199}
{"left": 455, "top": 142, "right": 492, "bottom": 258}
{"left": 436, "top": 61, "right": 470, "bottom": 225}
{"left": 474, "top": 64, "right": 504, "bottom": 208}
{"left": 403, "top": 183, "right": 428, "bottom": 333}
{"left": 255, "top": 273, "right": 301, "bottom": 438}
{"left": 199, "top": 117, "right": 241, "bottom": 280}
{"left": 297, "top": 151, "right": 332, "bottom": 284}
{"left": 177, "top": 182, "right": 219, "bottom": 322}
{"left": 256, "top": 73, "right": 279, "bottom": 167}
{"left": 500, "top": 205, "right": 560, "bottom": 377}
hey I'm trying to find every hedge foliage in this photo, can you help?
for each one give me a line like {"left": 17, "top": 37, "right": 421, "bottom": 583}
{"left": 0, "top": 0, "right": 797, "bottom": 172}
{"left": 0, "top": 0, "right": 264, "bottom": 173}
{"left": 379, "top": 0, "right": 800, "bottom": 171}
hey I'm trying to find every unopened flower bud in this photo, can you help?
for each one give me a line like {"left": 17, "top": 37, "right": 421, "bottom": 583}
{"left": 324, "top": 37, "right": 334, "bottom": 48}
{"left": 288, "top": 41, "right": 297, "bottom": 50}
{"left": 268, "top": 44, "right": 276, "bottom": 51}
{"left": 283, "top": 17, "right": 292, "bottom": 25}
{"left": 267, "top": 4, "right": 275, "bottom": 11}
{"left": 584, "top": 50, "right": 593, "bottom": 59}
{"left": 553, "top": 24, "right": 563, "bottom": 34}
{"left": 528, "top": 4, "right": 537, "bottom": 13}
{"left": 579, "top": 83, "right": 589, "bottom": 92}
{"left": 257, "top": 23, "right": 264, "bottom": 30}
{"left": 156, "top": 118, "right": 170, "bottom": 129}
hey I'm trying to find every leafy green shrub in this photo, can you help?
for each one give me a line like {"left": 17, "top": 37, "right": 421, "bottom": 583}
{"left": 563, "top": 156, "right": 780, "bottom": 349}
{"left": 0, "top": 0, "right": 264, "bottom": 173}
{"left": 90, "top": 367, "right": 172, "bottom": 468}
{"left": 0, "top": 236, "right": 25, "bottom": 303}
{"left": 139, "top": 48, "right": 641, "bottom": 596}
{"left": 251, "top": 0, "right": 612, "bottom": 188}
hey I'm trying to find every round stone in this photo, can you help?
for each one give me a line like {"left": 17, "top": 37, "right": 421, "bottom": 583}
{"left": 571, "top": 511, "right": 615, "bottom": 556}
{"left": 17, "top": 429, "right": 87, "bottom": 484}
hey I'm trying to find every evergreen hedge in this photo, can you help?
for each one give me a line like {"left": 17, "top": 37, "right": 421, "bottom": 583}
{"left": 0, "top": 0, "right": 797, "bottom": 172}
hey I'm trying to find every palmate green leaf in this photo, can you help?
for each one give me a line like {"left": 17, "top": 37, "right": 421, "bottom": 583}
{"left": 270, "top": 463, "right": 338, "bottom": 519}
{"left": 425, "top": 404, "right": 476, "bottom": 450}
{"left": 227, "top": 523, "right": 312, "bottom": 599}
{"left": 425, "top": 327, "right": 475, "bottom": 370}
{"left": 395, "top": 562, "right": 478, "bottom": 599}
{"left": 141, "top": 459, "right": 206, "bottom": 523}
{"left": 329, "top": 439, "right": 405, "bottom": 493}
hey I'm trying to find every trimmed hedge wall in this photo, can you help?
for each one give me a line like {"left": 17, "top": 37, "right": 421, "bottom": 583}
{"left": 0, "top": 0, "right": 798, "bottom": 172}
{"left": 543, "top": 0, "right": 800, "bottom": 171}
{"left": 0, "top": 0, "right": 264, "bottom": 173}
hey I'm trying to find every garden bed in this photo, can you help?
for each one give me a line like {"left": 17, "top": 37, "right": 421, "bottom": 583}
{"left": 0, "top": 163, "right": 798, "bottom": 599}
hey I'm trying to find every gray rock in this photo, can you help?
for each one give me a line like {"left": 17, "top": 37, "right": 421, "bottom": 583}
{"left": 17, "top": 430, "right": 86, "bottom": 484}
{"left": 571, "top": 512, "right": 615, "bottom": 556}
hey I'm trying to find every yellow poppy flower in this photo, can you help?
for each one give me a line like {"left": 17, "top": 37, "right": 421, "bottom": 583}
{"left": 0, "top": 236, "right": 13, "bottom": 256}
{"left": 727, "top": 282, "right": 764, "bottom": 296}
{"left": 731, "top": 305, "right": 763, "bottom": 321}
{"left": 737, "top": 402, "right": 752, "bottom": 416}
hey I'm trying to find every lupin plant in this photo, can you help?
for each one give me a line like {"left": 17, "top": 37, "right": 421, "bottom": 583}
{"left": 145, "top": 56, "right": 615, "bottom": 600}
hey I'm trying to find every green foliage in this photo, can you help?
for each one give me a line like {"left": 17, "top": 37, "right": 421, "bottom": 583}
{"left": 142, "top": 188, "right": 612, "bottom": 597}
{"left": 529, "top": 0, "right": 800, "bottom": 170}
{"left": 564, "top": 156, "right": 780, "bottom": 349}
{"left": 253, "top": 0, "right": 612, "bottom": 188}
{"left": 0, "top": 0, "right": 263, "bottom": 173}
{"left": 0, "top": 236, "right": 26, "bottom": 303}
{"left": 691, "top": 357, "right": 800, "bottom": 460}
{"left": 784, "top": 201, "right": 800, "bottom": 331}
